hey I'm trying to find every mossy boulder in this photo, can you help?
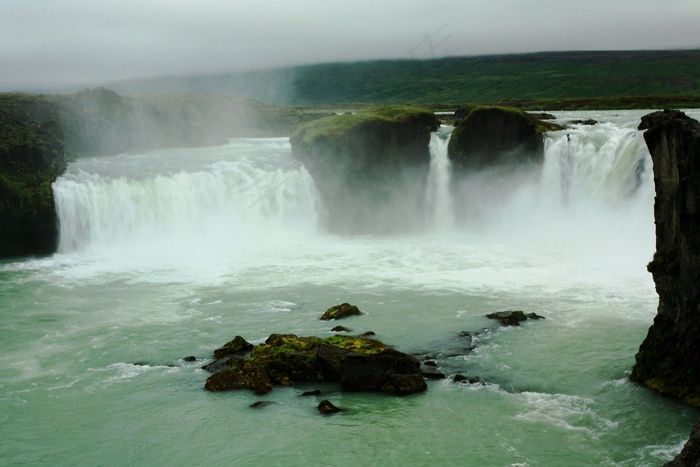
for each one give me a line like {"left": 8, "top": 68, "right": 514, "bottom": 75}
{"left": 290, "top": 105, "right": 439, "bottom": 233}
{"left": 203, "top": 333, "right": 426, "bottom": 396}
{"left": 320, "top": 303, "right": 363, "bottom": 320}
{"left": 0, "top": 94, "right": 67, "bottom": 258}
{"left": 448, "top": 105, "right": 561, "bottom": 171}
{"left": 630, "top": 110, "right": 700, "bottom": 408}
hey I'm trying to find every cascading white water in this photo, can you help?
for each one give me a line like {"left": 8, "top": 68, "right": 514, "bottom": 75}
{"left": 52, "top": 122, "right": 654, "bottom": 260}
{"left": 539, "top": 125, "right": 651, "bottom": 209}
{"left": 424, "top": 125, "right": 454, "bottom": 230}
{"left": 53, "top": 141, "right": 321, "bottom": 255}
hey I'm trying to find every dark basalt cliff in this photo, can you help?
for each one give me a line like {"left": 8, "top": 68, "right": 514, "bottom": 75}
{"left": 632, "top": 110, "right": 700, "bottom": 467}
{"left": 0, "top": 94, "right": 66, "bottom": 258}
{"left": 630, "top": 110, "right": 700, "bottom": 409}
{"left": 448, "top": 106, "right": 561, "bottom": 171}
{"left": 290, "top": 106, "right": 439, "bottom": 233}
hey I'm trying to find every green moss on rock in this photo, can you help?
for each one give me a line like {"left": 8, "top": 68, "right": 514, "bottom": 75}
{"left": 0, "top": 94, "right": 66, "bottom": 258}
{"left": 290, "top": 105, "right": 439, "bottom": 233}
{"left": 203, "top": 332, "right": 425, "bottom": 396}
{"left": 320, "top": 303, "right": 363, "bottom": 320}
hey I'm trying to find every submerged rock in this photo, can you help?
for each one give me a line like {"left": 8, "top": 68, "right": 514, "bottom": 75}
{"left": 321, "top": 303, "right": 363, "bottom": 321}
{"left": 665, "top": 420, "right": 700, "bottom": 466}
{"left": 300, "top": 389, "right": 322, "bottom": 397}
{"left": 631, "top": 110, "right": 700, "bottom": 408}
{"left": 448, "top": 106, "right": 562, "bottom": 171}
{"left": 182, "top": 356, "right": 197, "bottom": 362}
{"left": 203, "top": 333, "right": 426, "bottom": 396}
{"left": 453, "top": 374, "right": 484, "bottom": 385}
{"left": 317, "top": 399, "right": 342, "bottom": 414}
{"left": 422, "top": 370, "right": 446, "bottom": 380}
{"left": 249, "top": 401, "right": 277, "bottom": 409}
{"left": 331, "top": 325, "right": 351, "bottom": 332}
{"left": 527, "top": 112, "right": 556, "bottom": 120}
{"left": 486, "top": 310, "right": 545, "bottom": 326}
{"left": 358, "top": 331, "right": 376, "bottom": 337}
{"left": 567, "top": 119, "right": 597, "bottom": 125}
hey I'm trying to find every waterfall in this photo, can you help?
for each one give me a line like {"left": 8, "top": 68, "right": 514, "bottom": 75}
{"left": 425, "top": 125, "right": 454, "bottom": 230}
{"left": 53, "top": 144, "right": 321, "bottom": 254}
{"left": 52, "top": 123, "right": 654, "bottom": 256}
{"left": 539, "top": 125, "right": 651, "bottom": 209}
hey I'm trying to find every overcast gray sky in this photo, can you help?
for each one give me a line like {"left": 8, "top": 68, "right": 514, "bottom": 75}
{"left": 1, "top": 0, "right": 699, "bottom": 90}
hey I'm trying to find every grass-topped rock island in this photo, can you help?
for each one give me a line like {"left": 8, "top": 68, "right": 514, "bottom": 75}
{"left": 290, "top": 105, "right": 439, "bottom": 233}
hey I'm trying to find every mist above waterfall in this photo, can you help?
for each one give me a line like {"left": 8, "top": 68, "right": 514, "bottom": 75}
{"left": 50, "top": 112, "right": 657, "bottom": 284}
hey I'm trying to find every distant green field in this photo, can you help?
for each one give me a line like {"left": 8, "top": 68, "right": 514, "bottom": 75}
{"left": 109, "top": 50, "right": 700, "bottom": 108}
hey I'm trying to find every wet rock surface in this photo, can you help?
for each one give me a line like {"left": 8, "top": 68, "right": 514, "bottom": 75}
{"left": 448, "top": 106, "right": 560, "bottom": 171}
{"left": 317, "top": 399, "right": 342, "bottom": 414}
{"left": 631, "top": 110, "right": 700, "bottom": 408}
{"left": 486, "top": 310, "right": 545, "bottom": 326}
{"left": 638, "top": 109, "right": 689, "bottom": 131}
{"left": 320, "top": 303, "right": 363, "bottom": 320}
{"left": 0, "top": 95, "right": 67, "bottom": 258}
{"left": 567, "top": 119, "right": 597, "bottom": 125}
{"left": 290, "top": 106, "right": 439, "bottom": 234}
{"left": 249, "top": 401, "right": 277, "bottom": 409}
{"left": 213, "top": 336, "right": 254, "bottom": 359}
{"left": 203, "top": 333, "right": 426, "bottom": 396}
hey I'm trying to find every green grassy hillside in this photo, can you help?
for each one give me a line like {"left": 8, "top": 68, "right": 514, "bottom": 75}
{"left": 108, "top": 50, "right": 700, "bottom": 107}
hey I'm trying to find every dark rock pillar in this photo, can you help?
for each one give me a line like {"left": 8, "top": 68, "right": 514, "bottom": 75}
{"left": 631, "top": 110, "right": 700, "bottom": 408}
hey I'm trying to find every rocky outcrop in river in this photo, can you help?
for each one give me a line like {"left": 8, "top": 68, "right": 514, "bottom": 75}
{"left": 448, "top": 105, "right": 561, "bottom": 171}
{"left": 630, "top": 110, "right": 700, "bottom": 409}
{"left": 0, "top": 94, "right": 66, "bottom": 258}
{"left": 290, "top": 106, "right": 439, "bottom": 233}
{"left": 202, "top": 333, "right": 427, "bottom": 396}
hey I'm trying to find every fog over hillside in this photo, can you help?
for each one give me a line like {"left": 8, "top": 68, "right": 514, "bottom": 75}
{"left": 1, "top": 0, "right": 699, "bottom": 91}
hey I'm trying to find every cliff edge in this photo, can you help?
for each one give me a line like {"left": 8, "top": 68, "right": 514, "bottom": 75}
{"left": 630, "top": 109, "right": 700, "bottom": 408}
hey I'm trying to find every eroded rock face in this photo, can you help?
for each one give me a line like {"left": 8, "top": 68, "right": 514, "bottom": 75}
{"left": 0, "top": 95, "right": 66, "bottom": 258}
{"left": 448, "top": 106, "right": 559, "bottom": 171}
{"left": 290, "top": 106, "right": 439, "bottom": 233}
{"left": 203, "top": 334, "right": 426, "bottom": 396}
{"left": 630, "top": 110, "right": 700, "bottom": 408}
